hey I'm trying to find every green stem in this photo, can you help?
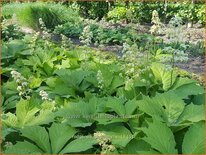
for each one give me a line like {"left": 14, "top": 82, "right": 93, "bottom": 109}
{"left": 170, "top": 43, "right": 177, "bottom": 87}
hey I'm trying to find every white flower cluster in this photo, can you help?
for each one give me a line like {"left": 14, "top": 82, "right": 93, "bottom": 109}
{"left": 29, "top": 32, "right": 40, "bottom": 48}
{"left": 162, "top": 46, "right": 189, "bottom": 63}
{"left": 11, "top": 71, "right": 32, "bottom": 99}
{"left": 39, "top": 18, "right": 50, "bottom": 40}
{"left": 79, "top": 25, "right": 93, "bottom": 46}
{"left": 122, "top": 43, "right": 139, "bottom": 62}
{"left": 121, "top": 43, "right": 140, "bottom": 78}
{"left": 150, "top": 10, "right": 163, "bottom": 35}
{"left": 39, "top": 90, "right": 52, "bottom": 101}
{"left": 166, "top": 16, "right": 185, "bottom": 43}
{"left": 61, "top": 34, "right": 73, "bottom": 49}
{"left": 97, "top": 70, "right": 104, "bottom": 90}
{"left": 39, "top": 18, "right": 46, "bottom": 31}
{"left": 94, "top": 132, "right": 115, "bottom": 153}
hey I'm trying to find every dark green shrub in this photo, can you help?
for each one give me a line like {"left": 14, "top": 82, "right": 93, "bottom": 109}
{"left": 2, "top": 2, "right": 80, "bottom": 30}
{"left": 106, "top": 2, "right": 205, "bottom": 25}
{"left": 54, "top": 21, "right": 84, "bottom": 38}
{"left": 76, "top": 1, "right": 110, "bottom": 19}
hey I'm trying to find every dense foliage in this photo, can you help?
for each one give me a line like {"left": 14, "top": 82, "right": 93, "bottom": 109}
{"left": 1, "top": 1, "right": 205, "bottom": 154}
{"left": 1, "top": 32, "right": 205, "bottom": 154}
{"left": 68, "top": 1, "right": 205, "bottom": 25}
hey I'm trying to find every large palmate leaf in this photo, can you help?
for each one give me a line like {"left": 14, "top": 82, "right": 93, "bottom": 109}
{"left": 49, "top": 123, "right": 77, "bottom": 153}
{"left": 96, "top": 63, "right": 122, "bottom": 89}
{"left": 96, "top": 123, "right": 135, "bottom": 147}
{"left": 122, "top": 139, "right": 151, "bottom": 154}
{"left": 154, "top": 91, "right": 185, "bottom": 125}
{"left": 182, "top": 121, "right": 205, "bottom": 154}
{"left": 21, "top": 126, "right": 51, "bottom": 152}
{"left": 59, "top": 136, "right": 97, "bottom": 153}
{"left": 2, "top": 100, "right": 55, "bottom": 128}
{"left": 141, "top": 120, "right": 178, "bottom": 154}
{"left": 192, "top": 93, "right": 205, "bottom": 105}
{"left": 106, "top": 97, "right": 126, "bottom": 116}
{"left": 138, "top": 91, "right": 185, "bottom": 126}
{"left": 176, "top": 103, "right": 205, "bottom": 124}
{"left": 170, "top": 77, "right": 204, "bottom": 99}
{"left": 151, "top": 62, "right": 177, "bottom": 91}
{"left": 2, "top": 40, "right": 29, "bottom": 60}
{"left": 56, "top": 100, "right": 97, "bottom": 127}
{"left": 4, "top": 141, "right": 43, "bottom": 154}
{"left": 125, "top": 99, "right": 138, "bottom": 115}
{"left": 55, "top": 69, "right": 93, "bottom": 91}
{"left": 138, "top": 96, "right": 167, "bottom": 122}
{"left": 4, "top": 123, "right": 95, "bottom": 154}
{"left": 84, "top": 97, "right": 138, "bottom": 125}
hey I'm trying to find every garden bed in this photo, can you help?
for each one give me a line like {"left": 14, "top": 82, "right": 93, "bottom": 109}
{"left": 1, "top": 1, "right": 205, "bottom": 154}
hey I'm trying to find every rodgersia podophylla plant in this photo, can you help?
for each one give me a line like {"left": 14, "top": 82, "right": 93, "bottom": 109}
{"left": 94, "top": 132, "right": 116, "bottom": 153}
{"left": 79, "top": 25, "right": 93, "bottom": 46}
{"left": 11, "top": 71, "right": 32, "bottom": 99}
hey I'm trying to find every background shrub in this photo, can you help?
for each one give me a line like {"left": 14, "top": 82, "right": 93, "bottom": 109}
{"left": 2, "top": 2, "right": 81, "bottom": 30}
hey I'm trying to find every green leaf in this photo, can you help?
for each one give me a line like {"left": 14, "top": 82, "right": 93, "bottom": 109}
{"left": 29, "top": 77, "right": 42, "bottom": 88}
{"left": 138, "top": 91, "right": 185, "bottom": 126}
{"left": 170, "top": 77, "right": 204, "bottom": 99}
{"left": 154, "top": 91, "right": 185, "bottom": 125}
{"left": 174, "top": 83, "right": 204, "bottom": 99}
{"left": 177, "top": 103, "right": 205, "bottom": 124}
{"left": 98, "top": 64, "right": 114, "bottom": 88}
{"left": 2, "top": 113, "right": 19, "bottom": 128}
{"left": 125, "top": 99, "right": 138, "bottom": 115}
{"left": 142, "top": 120, "right": 178, "bottom": 154}
{"left": 138, "top": 96, "right": 166, "bottom": 122}
{"left": 57, "top": 101, "right": 96, "bottom": 127}
{"left": 170, "top": 77, "right": 197, "bottom": 90}
{"left": 192, "top": 94, "right": 205, "bottom": 105}
{"left": 182, "top": 121, "right": 205, "bottom": 154}
{"left": 4, "top": 141, "right": 43, "bottom": 154}
{"left": 2, "top": 40, "right": 28, "bottom": 59}
{"left": 52, "top": 80, "right": 76, "bottom": 97}
{"left": 43, "top": 62, "right": 54, "bottom": 75}
{"left": 16, "top": 100, "right": 39, "bottom": 126}
{"left": 60, "top": 137, "right": 97, "bottom": 153}
{"left": 151, "top": 62, "right": 177, "bottom": 91}
{"left": 21, "top": 126, "right": 50, "bottom": 152}
{"left": 2, "top": 100, "right": 54, "bottom": 128}
{"left": 110, "top": 75, "right": 124, "bottom": 90}
{"left": 97, "top": 123, "right": 134, "bottom": 147}
{"left": 57, "top": 59, "right": 71, "bottom": 69}
{"left": 122, "top": 139, "right": 151, "bottom": 154}
{"left": 49, "top": 123, "right": 77, "bottom": 153}
{"left": 106, "top": 97, "right": 126, "bottom": 116}
{"left": 94, "top": 113, "right": 126, "bottom": 125}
